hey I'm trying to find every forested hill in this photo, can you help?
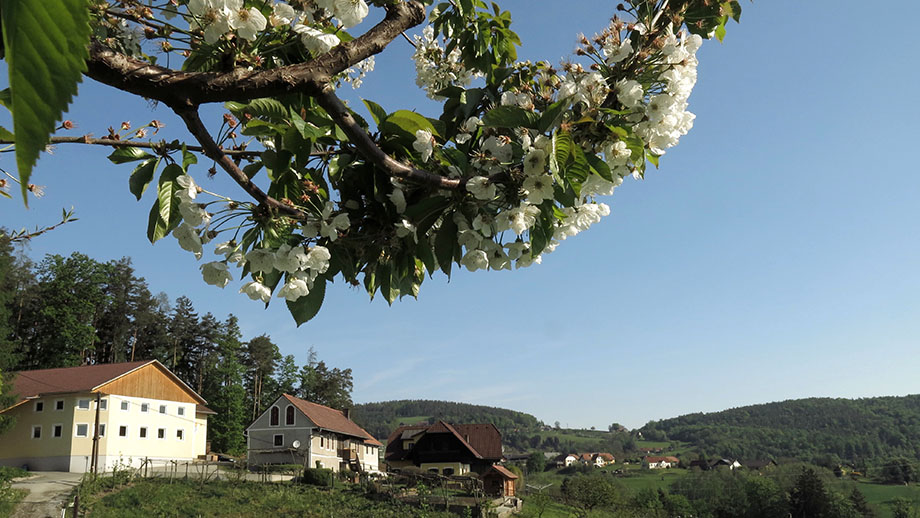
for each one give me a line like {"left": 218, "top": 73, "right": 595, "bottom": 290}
{"left": 351, "top": 400, "right": 541, "bottom": 442}
{"left": 641, "top": 395, "right": 920, "bottom": 464}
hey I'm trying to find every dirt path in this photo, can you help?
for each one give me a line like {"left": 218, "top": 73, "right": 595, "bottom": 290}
{"left": 10, "top": 472, "right": 83, "bottom": 518}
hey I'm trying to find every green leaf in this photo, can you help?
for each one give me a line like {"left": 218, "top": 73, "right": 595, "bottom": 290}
{"left": 128, "top": 158, "right": 160, "bottom": 201}
{"left": 362, "top": 99, "right": 388, "bottom": 126}
{"left": 286, "top": 277, "right": 327, "bottom": 327}
{"left": 380, "top": 110, "right": 439, "bottom": 139}
{"left": 146, "top": 163, "right": 183, "bottom": 243}
{"left": 538, "top": 100, "right": 566, "bottom": 133}
{"left": 0, "top": 89, "right": 10, "bottom": 110}
{"left": 584, "top": 152, "right": 613, "bottom": 182}
{"left": 181, "top": 145, "right": 197, "bottom": 172}
{"left": 404, "top": 196, "right": 450, "bottom": 237}
{"left": 434, "top": 214, "right": 459, "bottom": 277}
{"left": 0, "top": 125, "right": 13, "bottom": 141}
{"left": 2, "top": 0, "right": 91, "bottom": 204}
{"left": 551, "top": 131, "right": 573, "bottom": 174}
{"left": 482, "top": 105, "right": 539, "bottom": 129}
{"left": 107, "top": 146, "right": 152, "bottom": 164}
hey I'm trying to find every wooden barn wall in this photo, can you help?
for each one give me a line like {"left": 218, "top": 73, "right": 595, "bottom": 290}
{"left": 95, "top": 365, "right": 199, "bottom": 403}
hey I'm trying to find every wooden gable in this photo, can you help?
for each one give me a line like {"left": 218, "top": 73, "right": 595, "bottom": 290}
{"left": 95, "top": 362, "right": 204, "bottom": 404}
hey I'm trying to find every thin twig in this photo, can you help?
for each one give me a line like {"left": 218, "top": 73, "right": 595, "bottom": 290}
{"left": 173, "top": 107, "right": 307, "bottom": 219}
{"left": 314, "top": 88, "right": 462, "bottom": 191}
{"left": 0, "top": 136, "right": 262, "bottom": 159}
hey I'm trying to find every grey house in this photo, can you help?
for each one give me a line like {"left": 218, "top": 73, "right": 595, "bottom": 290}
{"left": 246, "top": 394, "right": 381, "bottom": 472}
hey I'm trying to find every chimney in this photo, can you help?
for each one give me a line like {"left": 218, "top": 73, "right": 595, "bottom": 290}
{"left": 343, "top": 408, "right": 351, "bottom": 419}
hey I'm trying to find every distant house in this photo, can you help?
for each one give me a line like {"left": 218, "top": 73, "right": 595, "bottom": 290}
{"left": 640, "top": 447, "right": 663, "bottom": 454}
{"left": 385, "top": 421, "right": 503, "bottom": 476}
{"left": 594, "top": 453, "right": 615, "bottom": 467}
{"left": 246, "top": 394, "right": 381, "bottom": 473}
{"left": 711, "top": 458, "right": 742, "bottom": 470}
{"left": 553, "top": 453, "right": 579, "bottom": 468}
{"left": 645, "top": 456, "right": 680, "bottom": 469}
{"left": 0, "top": 360, "right": 212, "bottom": 472}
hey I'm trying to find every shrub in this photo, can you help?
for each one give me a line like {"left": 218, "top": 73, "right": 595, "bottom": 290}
{"left": 302, "top": 467, "right": 333, "bottom": 487}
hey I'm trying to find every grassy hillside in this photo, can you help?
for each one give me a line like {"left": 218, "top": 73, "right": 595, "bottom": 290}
{"left": 640, "top": 395, "right": 920, "bottom": 466}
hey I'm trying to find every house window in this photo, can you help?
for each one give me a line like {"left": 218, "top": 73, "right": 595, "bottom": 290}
{"left": 34, "top": 401, "right": 44, "bottom": 412}
{"left": 285, "top": 406, "right": 295, "bottom": 426}
{"left": 273, "top": 434, "right": 284, "bottom": 447}
{"left": 270, "top": 406, "right": 279, "bottom": 426}
{"left": 77, "top": 399, "right": 90, "bottom": 410}
{"left": 99, "top": 399, "right": 108, "bottom": 410}
{"left": 31, "top": 425, "right": 41, "bottom": 439}
{"left": 139, "top": 427, "right": 148, "bottom": 439}
{"left": 53, "top": 424, "right": 63, "bottom": 438}
{"left": 176, "top": 429, "right": 185, "bottom": 441}
{"left": 75, "top": 424, "right": 89, "bottom": 438}
{"left": 159, "top": 405, "right": 166, "bottom": 414}
{"left": 157, "top": 428, "right": 166, "bottom": 439}
{"left": 427, "top": 468, "right": 439, "bottom": 474}
{"left": 443, "top": 468, "right": 455, "bottom": 476}
{"left": 119, "top": 426, "right": 128, "bottom": 437}
{"left": 320, "top": 437, "right": 324, "bottom": 449}
{"left": 177, "top": 407, "right": 185, "bottom": 416}
{"left": 99, "top": 424, "right": 106, "bottom": 437}
{"left": 55, "top": 400, "right": 65, "bottom": 411}
{"left": 120, "top": 400, "right": 129, "bottom": 411}
{"left": 140, "top": 403, "right": 149, "bottom": 413}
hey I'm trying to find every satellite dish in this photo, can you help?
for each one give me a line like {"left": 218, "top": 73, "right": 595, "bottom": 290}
{"left": 292, "top": 440, "right": 301, "bottom": 449}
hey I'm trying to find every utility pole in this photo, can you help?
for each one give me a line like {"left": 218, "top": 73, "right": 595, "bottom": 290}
{"left": 90, "top": 393, "right": 101, "bottom": 475}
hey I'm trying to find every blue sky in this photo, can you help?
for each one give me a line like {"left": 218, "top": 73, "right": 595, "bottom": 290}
{"left": 3, "top": 1, "right": 919, "bottom": 430}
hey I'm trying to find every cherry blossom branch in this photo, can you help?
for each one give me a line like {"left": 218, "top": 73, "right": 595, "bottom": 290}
{"left": 0, "top": 136, "right": 262, "bottom": 159}
{"left": 173, "top": 106, "right": 307, "bottom": 219}
{"left": 314, "top": 88, "right": 463, "bottom": 191}
{"left": 84, "top": 1, "right": 426, "bottom": 108}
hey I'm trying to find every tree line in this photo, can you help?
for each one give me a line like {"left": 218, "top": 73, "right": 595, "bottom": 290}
{"left": 640, "top": 396, "right": 920, "bottom": 466}
{"left": 0, "top": 236, "right": 353, "bottom": 454}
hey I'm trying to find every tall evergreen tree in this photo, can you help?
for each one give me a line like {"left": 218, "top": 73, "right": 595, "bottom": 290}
{"left": 242, "top": 335, "right": 280, "bottom": 420}
{"left": 205, "top": 316, "right": 248, "bottom": 455}
{"left": 789, "top": 467, "right": 832, "bottom": 518}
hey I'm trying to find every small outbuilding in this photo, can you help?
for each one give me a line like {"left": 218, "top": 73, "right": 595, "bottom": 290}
{"left": 482, "top": 464, "right": 518, "bottom": 497}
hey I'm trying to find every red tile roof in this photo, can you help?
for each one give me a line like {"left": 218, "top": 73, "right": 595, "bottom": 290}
{"left": 281, "top": 394, "right": 381, "bottom": 446}
{"left": 9, "top": 361, "right": 152, "bottom": 399}
{"left": 646, "top": 456, "right": 680, "bottom": 463}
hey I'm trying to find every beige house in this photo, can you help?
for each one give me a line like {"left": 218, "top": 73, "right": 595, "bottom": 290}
{"left": 246, "top": 394, "right": 381, "bottom": 473}
{"left": 0, "top": 360, "right": 213, "bottom": 472}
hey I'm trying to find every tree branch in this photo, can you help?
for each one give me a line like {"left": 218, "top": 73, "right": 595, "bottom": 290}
{"left": 0, "top": 136, "right": 262, "bottom": 159}
{"left": 84, "top": 1, "right": 426, "bottom": 108}
{"left": 173, "top": 107, "right": 307, "bottom": 219}
{"left": 314, "top": 88, "right": 463, "bottom": 191}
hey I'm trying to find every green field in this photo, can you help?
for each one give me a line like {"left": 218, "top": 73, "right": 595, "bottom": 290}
{"left": 79, "top": 479, "right": 455, "bottom": 518}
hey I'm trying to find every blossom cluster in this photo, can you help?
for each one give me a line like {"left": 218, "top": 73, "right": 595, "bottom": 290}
{"left": 170, "top": 173, "right": 341, "bottom": 304}
{"left": 411, "top": 26, "right": 483, "bottom": 100}
{"left": 185, "top": 0, "right": 369, "bottom": 53}
{"left": 404, "top": 17, "right": 707, "bottom": 274}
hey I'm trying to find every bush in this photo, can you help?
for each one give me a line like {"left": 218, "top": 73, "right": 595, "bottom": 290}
{"left": 302, "top": 467, "right": 333, "bottom": 487}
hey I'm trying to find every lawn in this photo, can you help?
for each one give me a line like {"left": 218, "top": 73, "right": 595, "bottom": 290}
{"left": 0, "top": 467, "right": 27, "bottom": 518}
{"left": 80, "top": 479, "right": 456, "bottom": 518}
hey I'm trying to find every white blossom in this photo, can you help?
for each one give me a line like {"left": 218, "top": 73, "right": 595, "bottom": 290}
{"left": 460, "top": 249, "right": 489, "bottom": 272}
{"left": 304, "top": 246, "right": 331, "bottom": 273}
{"left": 277, "top": 275, "right": 310, "bottom": 302}
{"left": 174, "top": 223, "right": 202, "bottom": 259}
{"left": 240, "top": 280, "right": 272, "bottom": 302}
{"left": 413, "top": 129, "right": 434, "bottom": 162}
{"left": 270, "top": 2, "right": 295, "bottom": 26}
{"left": 465, "top": 176, "right": 496, "bottom": 201}
{"left": 603, "top": 38, "right": 633, "bottom": 64}
{"left": 523, "top": 148, "right": 547, "bottom": 176}
{"left": 616, "top": 79, "right": 644, "bottom": 109}
{"left": 523, "top": 175, "right": 555, "bottom": 205}
{"left": 295, "top": 25, "right": 340, "bottom": 54}
{"left": 333, "top": 0, "right": 369, "bottom": 28}
{"left": 188, "top": 0, "right": 237, "bottom": 44}
{"left": 229, "top": 6, "right": 267, "bottom": 40}
{"left": 245, "top": 248, "right": 275, "bottom": 273}
{"left": 201, "top": 261, "right": 232, "bottom": 288}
